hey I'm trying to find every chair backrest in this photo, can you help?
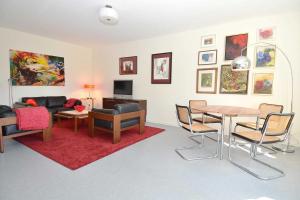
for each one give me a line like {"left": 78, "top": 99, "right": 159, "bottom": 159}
{"left": 261, "top": 112, "right": 294, "bottom": 137}
{"left": 189, "top": 100, "right": 207, "bottom": 114}
{"left": 175, "top": 104, "right": 192, "bottom": 125}
{"left": 259, "top": 103, "right": 283, "bottom": 119}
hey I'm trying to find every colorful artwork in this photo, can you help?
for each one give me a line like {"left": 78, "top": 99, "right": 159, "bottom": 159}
{"left": 253, "top": 73, "right": 274, "bottom": 95}
{"left": 198, "top": 50, "right": 217, "bottom": 65}
{"left": 258, "top": 27, "right": 276, "bottom": 41}
{"left": 151, "top": 52, "right": 172, "bottom": 84}
{"left": 220, "top": 65, "right": 249, "bottom": 94}
{"left": 196, "top": 68, "right": 217, "bottom": 94}
{"left": 255, "top": 46, "right": 276, "bottom": 68}
{"left": 201, "top": 35, "right": 216, "bottom": 47}
{"left": 119, "top": 56, "right": 137, "bottom": 75}
{"left": 10, "top": 50, "right": 64, "bottom": 86}
{"left": 225, "top": 33, "right": 248, "bottom": 60}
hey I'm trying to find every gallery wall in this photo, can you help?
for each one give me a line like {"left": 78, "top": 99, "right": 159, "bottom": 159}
{"left": 0, "top": 27, "right": 93, "bottom": 105}
{"left": 93, "top": 12, "right": 300, "bottom": 144}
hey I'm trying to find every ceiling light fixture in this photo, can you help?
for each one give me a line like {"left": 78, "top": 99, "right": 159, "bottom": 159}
{"left": 98, "top": 5, "right": 119, "bottom": 25}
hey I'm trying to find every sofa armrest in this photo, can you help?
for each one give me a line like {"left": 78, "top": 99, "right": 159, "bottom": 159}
{"left": 13, "top": 102, "right": 31, "bottom": 109}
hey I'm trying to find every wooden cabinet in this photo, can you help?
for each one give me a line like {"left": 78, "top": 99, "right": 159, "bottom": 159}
{"left": 103, "top": 98, "right": 147, "bottom": 120}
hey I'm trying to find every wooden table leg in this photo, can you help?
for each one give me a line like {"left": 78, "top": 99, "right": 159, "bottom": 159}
{"left": 74, "top": 117, "right": 78, "bottom": 132}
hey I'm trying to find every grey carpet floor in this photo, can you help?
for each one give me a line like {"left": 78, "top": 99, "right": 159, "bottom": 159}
{"left": 0, "top": 123, "right": 299, "bottom": 200}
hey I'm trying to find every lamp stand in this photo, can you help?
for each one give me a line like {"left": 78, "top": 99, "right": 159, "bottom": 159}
{"left": 8, "top": 78, "right": 14, "bottom": 107}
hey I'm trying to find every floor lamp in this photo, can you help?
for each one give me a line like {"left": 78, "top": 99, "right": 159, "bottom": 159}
{"left": 231, "top": 42, "right": 295, "bottom": 153}
{"left": 8, "top": 78, "right": 14, "bottom": 107}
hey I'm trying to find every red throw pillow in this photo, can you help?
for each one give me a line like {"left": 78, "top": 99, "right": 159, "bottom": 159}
{"left": 26, "top": 99, "right": 38, "bottom": 107}
{"left": 64, "top": 98, "right": 78, "bottom": 108}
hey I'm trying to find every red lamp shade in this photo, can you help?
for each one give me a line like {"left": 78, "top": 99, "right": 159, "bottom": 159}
{"left": 84, "top": 84, "right": 95, "bottom": 89}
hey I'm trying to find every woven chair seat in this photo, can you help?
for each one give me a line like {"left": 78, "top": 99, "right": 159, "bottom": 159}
{"left": 232, "top": 130, "right": 281, "bottom": 144}
{"left": 182, "top": 123, "right": 217, "bottom": 133}
{"left": 236, "top": 121, "right": 263, "bottom": 130}
{"left": 193, "top": 117, "right": 222, "bottom": 124}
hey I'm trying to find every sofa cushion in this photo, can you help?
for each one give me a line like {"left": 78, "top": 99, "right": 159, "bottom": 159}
{"left": 22, "top": 97, "right": 47, "bottom": 106}
{"left": 0, "top": 105, "right": 12, "bottom": 115}
{"left": 0, "top": 112, "right": 23, "bottom": 136}
{"left": 94, "top": 118, "right": 139, "bottom": 130}
{"left": 92, "top": 108, "right": 119, "bottom": 115}
{"left": 47, "top": 96, "right": 67, "bottom": 108}
{"left": 114, "top": 103, "right": 140, "bottom": 114}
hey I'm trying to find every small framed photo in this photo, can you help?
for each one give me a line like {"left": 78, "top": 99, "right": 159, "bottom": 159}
{"left": 151, "top": 52, "right": 172, "bottom": 84}
{"left": 253, "top": 73, "right": 274, "bottom": 95}
{"left": 198, "top": 50, "right": 217, "bottom": 65}
{"left": 255, "top": 45, "right": 276, "bottom": 68}
{"left": 257, "top": 27, "right": 276, "bottom": 41}
{"left": 119, "top": 56, "right": 137, "bottom": 75}
{"left": 196, "top": 68, "right": 218, "bottom": 94}
{"left": 201, "top": 34, "right": 216, "bottom": 47}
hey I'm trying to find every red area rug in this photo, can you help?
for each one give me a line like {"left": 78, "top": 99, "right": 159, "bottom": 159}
{"left": 16, "top": 122, "right": 164, "bottom": 170}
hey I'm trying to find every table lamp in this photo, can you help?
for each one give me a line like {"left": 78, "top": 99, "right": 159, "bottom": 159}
{"left": 231, "top": 42, "right": 295, "bottom": 153}
{"left": 84, "top": 84, "right": 95, "bottom": 99}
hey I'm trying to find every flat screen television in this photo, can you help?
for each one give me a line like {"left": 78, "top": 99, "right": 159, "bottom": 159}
{"left": 113, "top": 80, "right": 133, "bottom": 96}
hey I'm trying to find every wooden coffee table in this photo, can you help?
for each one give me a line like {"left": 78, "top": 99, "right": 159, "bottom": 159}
{"left": 55, "top": 110, "right": 89, "bottom": 132}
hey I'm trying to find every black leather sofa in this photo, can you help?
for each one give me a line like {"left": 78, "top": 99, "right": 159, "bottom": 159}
{"left": 16, "top": 96, "right": 82, "bottom": 114}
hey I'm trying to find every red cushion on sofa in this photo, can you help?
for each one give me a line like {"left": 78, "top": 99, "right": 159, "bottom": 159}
{"left": 25, "top": 99, "right": 38, "bottom": 107}
{"left": 64, "top": 98, "right": 78, "bottom": 108}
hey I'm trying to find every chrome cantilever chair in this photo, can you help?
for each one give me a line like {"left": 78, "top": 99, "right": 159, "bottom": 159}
{"left": 189, "top": 100, "right": 222, "bottom": 124}
{"left": 229, "top": 112, "right": 295, "bottom": 180}
{"left": 234, "top": 103, "right": 283, "bottom": 154}
{"left": 175, "top": 104, "right": 220, "bottom": 161}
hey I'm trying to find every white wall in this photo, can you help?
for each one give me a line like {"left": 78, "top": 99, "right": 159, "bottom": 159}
{"left": 0, "top": 27, "right": 93, "bottom": 105}
{"left": 93, "top": 12, "right": 300, "bottom": 145}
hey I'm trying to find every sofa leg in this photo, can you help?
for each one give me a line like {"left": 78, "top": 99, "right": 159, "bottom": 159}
{"left": 0, "top": 129, "right": 4, "bottom": 153}
{"left": 139, "top": 110, "right": 145, "bottom": 134}
{"left": 113, "top": 130, "right": 121, "bottom": 144}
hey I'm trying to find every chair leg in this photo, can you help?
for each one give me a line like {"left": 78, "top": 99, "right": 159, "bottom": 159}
{"left": 175, "top": 132, "right": 219, "bottom": 161}
{"left": 228, "top": 139, "right": 285, "bottom": 180}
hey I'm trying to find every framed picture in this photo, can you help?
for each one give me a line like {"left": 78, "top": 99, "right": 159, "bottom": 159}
{"left": 198, "top": 50, "right": 217, "bottom": 65}
{"left": 151, "top": 52, "right": 172, "bottom": 84}
{"left": 119, "top": 56, "right": 137, "bottom": 75}
{"left": 10, "top": 49, "right": 65, "bottom": 86}
{"left": 196, "top": 68, "right": 218, "bottom": 94}
{"left": 257, "top": 27, "right": 276, "bottom": 41}
{"left": 255, "top": 45, "right": 276, "bottom": 68}
{"left": 253, "top": 73, "right": 274, "bottom": 95}
{"left": 201, "top": 35, "right": 216, "bottom": 47}
{"left": 219, "top": 65, "right": 249, "bottom": 94}
{"left": 225, "top": 33, "right": 248, "bottom": 60}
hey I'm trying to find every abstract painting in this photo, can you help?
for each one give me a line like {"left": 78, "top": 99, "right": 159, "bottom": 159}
{"left": 255, "top": 45, "right": 276, "bottom": 68}
{"left": 10, "top": 50, "right": 64, "bottom": 86}
{"left": 220, "top": 65, "right": 249, "bottom": 94}
{"left": 253, "top": 73, "right": 274, "bottom": 95}
{"left": 151, "top": 52, "right": 172, "bottom": 84}
{"left": 258, "top": 27, "right": 276, "bottom": 41}
{"left": 119, "top": 56, "right": 137, "bottom": 75}
{"left": 225, "top": 33, "right": 248, "bottom": 60}
{"left": 196, "top": 68, "right": 217, "bottom": 94}
{"left": 201, "top": 35, "right": 216, "bottom": 47}
{"left": 198, "top": 50, "right": 217, "bottom": 65}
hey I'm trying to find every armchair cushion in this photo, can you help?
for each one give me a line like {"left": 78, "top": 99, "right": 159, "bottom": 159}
{"left": 0, "top": 111, "right": 22, "bottom": 136}
{"left": 114, "top": 103, "right": 140, "bottom": 113}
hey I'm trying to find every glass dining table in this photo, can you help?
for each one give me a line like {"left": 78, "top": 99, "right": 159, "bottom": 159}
{"left": 195, "top": 105, "right": 260, "bottom": 159}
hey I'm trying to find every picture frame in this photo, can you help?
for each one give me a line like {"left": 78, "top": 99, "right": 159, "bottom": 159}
{"left": 255, "top": 45, "right": 276, "bottom": 68}
{"left": 198, "top": 50, "right": 217, "bottom": 65}
{"left": 119, "top": 56, "right": 137, "bottom": 75}
{"left": 196, "top": 68, "right": 218, "bottom": 94}
{"left": 151, "top": 52, "right": 172, "bottom": 84}
{"left": 201, "top": 34, "right": 216, "bottom": 48}
{"left": 253, "top": 73, "right": 274, "bottom": 95}
{"left": 257, "top": 27, "right": 276, "bottom": 41}
{"left": 225, "top": 33, "right": 248, "bottom": 60}
{"left": 219, "top": 65, "right": 249, "bottom": 94}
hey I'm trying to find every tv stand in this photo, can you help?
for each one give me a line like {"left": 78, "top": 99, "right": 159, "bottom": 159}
{"left": 103, "top": 98, "right": 147, "bottom": 121}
